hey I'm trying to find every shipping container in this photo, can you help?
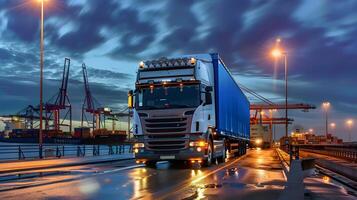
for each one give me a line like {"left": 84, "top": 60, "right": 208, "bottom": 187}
{"left": 212, "top": 54, "right": 250, "bottom": 140}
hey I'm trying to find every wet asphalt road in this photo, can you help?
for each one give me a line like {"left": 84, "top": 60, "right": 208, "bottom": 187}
{"left": 0, "top": 149, "right": 286, "bottom": 200}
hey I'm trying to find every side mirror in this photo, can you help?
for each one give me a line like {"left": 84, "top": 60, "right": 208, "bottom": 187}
{"left": 205, "top": 92, "right": 212, "bottom": 105}
{"left": 205, "top": 86, "right": 213, "bottom": 92}
{"left": 128, "top": 90, "right": 134, "bottom": 108}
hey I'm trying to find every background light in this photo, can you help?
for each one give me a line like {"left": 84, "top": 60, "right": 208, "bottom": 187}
{"left": 271, "top": 48, "right": 282, "bottom": 58}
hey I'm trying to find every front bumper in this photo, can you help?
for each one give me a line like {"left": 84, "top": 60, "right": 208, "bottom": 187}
{"left": 135, "top": 148, "right": 207, "bottom": 161}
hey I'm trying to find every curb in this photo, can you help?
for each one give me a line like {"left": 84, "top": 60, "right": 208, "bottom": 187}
{"left": 0, "top": 157, "right": 134, "bottom": 174}
{"left": 275, "top": 148, "right": 290, "bottom": 174}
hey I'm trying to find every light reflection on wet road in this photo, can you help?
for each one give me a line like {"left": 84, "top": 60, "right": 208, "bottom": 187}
{"left": 0, "top": 149, "right": 286, "bottom": 200}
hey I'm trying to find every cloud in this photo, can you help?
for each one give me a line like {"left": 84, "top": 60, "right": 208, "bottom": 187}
{"left": 1, "top": 0, "right": 357, "bottom": 140}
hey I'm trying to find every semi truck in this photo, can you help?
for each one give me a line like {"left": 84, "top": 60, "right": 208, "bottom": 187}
{"left": 250, "top": 124, "right": 272, "bottom": 148}
{"left": 129, "top": 53, "right": 250, "bottom": 167}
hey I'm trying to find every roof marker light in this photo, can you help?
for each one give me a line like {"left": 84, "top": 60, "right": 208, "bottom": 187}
{"left": 139, "top": 61, "right": 145, "bottom": 68}
{"left": 190, "top": 57, "right": 196, "bottom": 65}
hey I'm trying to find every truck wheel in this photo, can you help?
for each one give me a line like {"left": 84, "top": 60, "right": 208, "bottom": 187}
{"left": 234, "top": 143, "right": 240, "bottom": 157}
{"left": 217, "top": 144, "right": 226, "bottom": 163}
{"left": 204, "top": 140, "right": 213, "bottom": 167}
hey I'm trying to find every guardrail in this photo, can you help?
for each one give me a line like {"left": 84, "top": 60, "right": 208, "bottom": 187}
{"left": 300, "top": 148, "right": 357, "bottom": 162}
{"left": 290, "top": 144, "right": 357, "bottom": 162}
{"left": 0, "top": 143, "right": 133, "bottom": 161}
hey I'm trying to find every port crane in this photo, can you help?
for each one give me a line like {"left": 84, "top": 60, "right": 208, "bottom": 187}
{"left": 44, "top": 58, "right": 72, "bottom": 132}
{"left": 238, "top": 82, "right": 316, "bottom": 125}
{"left": 81, "top": 63, "right": 111, "bottom": 131}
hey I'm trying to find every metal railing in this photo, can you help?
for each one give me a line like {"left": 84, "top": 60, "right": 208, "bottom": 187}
{"left": 300, "top": 148, "right": 357, "bottom": 162}
{"left": 279, "top": 145, "right": 300, "bottom": 165}
{"left": 280, "top": 144, "right": 357, "bottom": 162}
{"left": 0, "top": 143, "right": 133, "bottom": 161}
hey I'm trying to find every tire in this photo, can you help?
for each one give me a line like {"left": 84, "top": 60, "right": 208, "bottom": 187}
{"left": 217, "top": 143, "right": 227, "bottom": 163}
{"left": 234, "top": 143, "right": 240, "bottom": 157}
{"left": 204, "top": 140, "right": 213, "bottom": 167}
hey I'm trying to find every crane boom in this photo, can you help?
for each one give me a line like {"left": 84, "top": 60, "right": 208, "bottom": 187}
{"left": 82, "top": 63, "right": 95, "bottom": 112}
{"left": 59, "top": 58, "right": 70, "bottom": 108}
{"left": 250, "top": 103, "right": 316, "bottom": 110}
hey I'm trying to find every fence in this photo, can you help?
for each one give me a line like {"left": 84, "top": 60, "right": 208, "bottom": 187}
{"left": 300, "top": 148, "right": 357, "bottom": 162}
{"left": 0, "top": 143, "right": 133, "bottom": 161}
{"left": 280, "top": 144, "right": 357, "bottom": 162}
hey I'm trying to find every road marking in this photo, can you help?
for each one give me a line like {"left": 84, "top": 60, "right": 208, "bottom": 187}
{"left": 191, "top": 155, "right": 246, "bottom": 184}
{"left": 157, "top": 153, "right": 248, "bottom": 200}
{"left": 282, "top": 169, "right": 287, "bottom": 181}
{"left": 100, "top": 164, "right": 144, "bottom": 174}
{"left": 275, "top": 148, "right": 288, "bottom": 181}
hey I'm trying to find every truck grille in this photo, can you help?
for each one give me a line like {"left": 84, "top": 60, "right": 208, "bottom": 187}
{"left": 143, "top": 117, "right": 189, "bottom": 151}
{"left": 144, "top": 117, "right": 187, "bottom": 133}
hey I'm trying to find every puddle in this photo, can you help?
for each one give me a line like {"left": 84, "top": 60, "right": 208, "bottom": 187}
{"left": 204, "top": 183, "right": 222, "bottom": 188}
{"left": 225, "top": 167, "right": 239, "bottom": 178}
{"left": 182, "top": 190, "right": 199, "bottom": 200}
{"left": 0, "top": 171, "right": 73, "bottom": 182}
{"left": 183, "top": 183, "right": 222, "bottom": 200}
{"left": 256, "top": 182, "right": 265, "bottom": 188}
{"left": 222, "top": 182, "right": 247, "bottom": 189}
{"left": 226, "top": 167, "right": 239, "bottom": 176}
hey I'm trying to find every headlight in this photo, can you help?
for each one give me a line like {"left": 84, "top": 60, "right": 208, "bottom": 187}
{"left": 134, "top": 143, "right": 145, "bottom": 148}
{"left": 189, "top": 141, "right": 206, "bottom": 147}
{"left": 255, "top": 139, "right": 262, "bottom": 145}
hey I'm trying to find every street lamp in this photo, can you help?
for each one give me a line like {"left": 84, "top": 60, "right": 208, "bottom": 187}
{"left": 269, "top": 109, "right": 277, "bottom": 142}
{"left": 38, "top": 0, "right": 49, "bottom": 159}
{"left": 322, "top": 102, "right": 330, "bottom": 137}
{"left": 271, "top": 39, "right": 288, "bottom": 137}
{"left": 345, "top": 119, "right": 354, "bottom": 142}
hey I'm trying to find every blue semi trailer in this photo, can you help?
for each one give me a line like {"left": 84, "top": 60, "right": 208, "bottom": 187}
{"left": 129, "top": 53, "right": 250, "bottom": 167}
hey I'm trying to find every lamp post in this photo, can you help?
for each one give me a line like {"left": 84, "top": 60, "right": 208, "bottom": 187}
{"left": 271, "top": 39, "right": 288, "bottom": 137}
{"left": 38, "top": 0, "right": 47, "bottom": 159}
{"left": 269, "top": 109, "right": 277, "bottom": 142}
{"left": 345, "top": 119, "right": 354, "bottom": 142}
{"left": 322, "top": 102, "right": 330, "bottom": 137}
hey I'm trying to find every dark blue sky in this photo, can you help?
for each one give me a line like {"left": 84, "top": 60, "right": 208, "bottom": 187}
{"left": 0, "top": 0, "right": 356, "bottom": 140}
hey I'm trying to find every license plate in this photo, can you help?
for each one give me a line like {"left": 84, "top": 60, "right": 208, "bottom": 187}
{"left": 160, "top": 155, "right": 175, "bottom": 160}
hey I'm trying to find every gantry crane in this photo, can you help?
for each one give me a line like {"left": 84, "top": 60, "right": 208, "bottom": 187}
{"left": 81, "top": 63, "right": 111, "bottom": 131}
{"left": 44, "top": 58, "right": 72, "bottom": 132}
{"left": 238, "top": 82, "right": 316, "bottom": 125}
{"left": 250, "top": 103, "right": 316, "bottom": 125}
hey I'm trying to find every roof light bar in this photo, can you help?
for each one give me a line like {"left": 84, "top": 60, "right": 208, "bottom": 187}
{"left": 139, "top": 57, "right": 197, "bottom": 69}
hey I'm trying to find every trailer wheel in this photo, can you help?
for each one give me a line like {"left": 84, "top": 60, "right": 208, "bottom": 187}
{"left": 204, "top": 140, "right": 213, "bottom": 167}
{"left": 217, "top": 142, "right": 226, "bottom": 163}
{"left": 217, "top": 140, "right": 225, "bottom": 163}
{"left": 234, "top": 142, "right": 241, "bottom": 157}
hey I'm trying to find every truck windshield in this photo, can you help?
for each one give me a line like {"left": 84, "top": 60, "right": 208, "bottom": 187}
{"left": 136, "top": 85, "right": 200, "bottom": 110}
